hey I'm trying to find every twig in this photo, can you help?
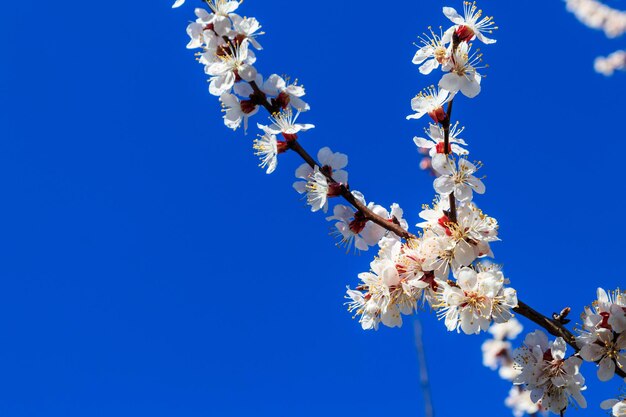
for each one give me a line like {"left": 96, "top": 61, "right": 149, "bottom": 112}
{"left": 247, "top": 80, "right": 412, "bottom": 239}
{"left": 441, "top": 99, "right": 457, "bottom": 223}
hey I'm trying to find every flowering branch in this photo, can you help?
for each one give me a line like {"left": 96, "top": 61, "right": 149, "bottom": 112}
{"left": 441, "top": 99, "right": 458, "bottom": 223}
{"left": 172, "top": 1, "right": 626, "bottom": 415}
{"left": 244, "top": 79, "right": 413, "bottom": 240}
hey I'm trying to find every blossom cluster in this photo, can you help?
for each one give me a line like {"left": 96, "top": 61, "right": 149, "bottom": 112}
{"left": 565, "top": 0, "right": 626, "bottom": 38}
{"left": 595, "top": 50, "right": 626, "bottom": 76}
{"left": 576, "top": 288, "right": 626, "bottom": 381}
{"left": 563, "top": 0, "right": 626, "bottom": 75}
{"left": 513, "top": 331, "right": 587, "bottom": 414}
{"left": 177, "top": 0, "right": 313, "bottom": 140}
{"left": 347, "top": 2, "right": 518, "bottom": 335}
{"left": 482, "top": 320, "right": 548, "bottom": 417}
{"left": 482, "top": 319, "right": 523, "bottom": 381}
{"left": 175, "top": 0, "right": 415, "bottom": 243}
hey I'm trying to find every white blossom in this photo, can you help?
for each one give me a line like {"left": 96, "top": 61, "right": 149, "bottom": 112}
{"left": 439, "top": 41, "right": 482, "bottom": 98}
{"left": 172, "top": 0, "right": 185, "bottom": 8}
{"left": 513, "top": 331, "right": 587, "bottom": 414}
{"left": 432, "top": 156, "right": 485, "bottom": 202}
{"left": 346, "top": 240, "right": 433, "bottom": 330}
{"left": 258, "top": 108, "right": 314, "bottom": 141}
{"left": 407, "top": 86, "right": 452, "bottom": 123}
{"left": 482, "top": 319, "right": 524, "bottom": 381}
{"left": 389, "top": 203, "right": 409, "bottom": 235}
{"left": 205, "top": 41, "right": 257, "bottom": 96}
{"left": 232, "top": 15, "right": 264, "bottom": 50}
{"left": 590, "top": 288, "right": 626, "bottom": 333}
{"left": 301, "top": 166, "right": 333, "bottom": 213}
{"left": 200, "top": 0, "right": 243, "bottom": 36}
{"left": 416, "top": 196, "right": 450, "bottom": 231}
{"left": 482, "top": 338, "right": 513, "bottom": 370}
{"left": 420, "top": 230, "right": 475, "bottom": 279}
{"left": 490, "top": 318, "right": 523, "bottom": 341}
{"left": 577, "top": 288, "right": 626, "bottom": 383}
{"left": 413, "top": 27, "right": 450, "bottom": 75}
{"left": 293, "top": 147, "right": 348, "bottom": 196}
{"left": 579, "top": 329, "right": 625, "bottom": 381}
{"left": 442, "top": 2, "right": 498, "bottom": 44}
{"left": 595, "top": 50, "right": 626, "bottom": 76}
{"left": 253, "top": 132, "right": 286, "bottom": 174}
{"left": 435, "top": 267, "right": 517, "bottom": 334}
{"left": 326, "top": 192, "right": 388, "bottom": 252}
{"left": 263, "top": 74, "right": 310, "bottom": 112}
{"left": 413, "top": 122, "right": 468, "bottom": 157}
{"left": 602, "top": 396, "right": 626, "bottom": 417}
{"left": 186, "top": 21, "right": 206, "bottom": 50}
{"left": 219, "top": 92, "right": 258, "bottom": 132}
{"left": 506, "top": 387, "right": 545, "bottom": 417}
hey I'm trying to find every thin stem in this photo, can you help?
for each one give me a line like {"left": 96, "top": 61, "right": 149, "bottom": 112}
{"left": 288, "top": 140, "right": 412, "bottom": 239}
{"left": 442, "top": 99, "right": 457, "bottom": 223}
{"left": 247, "top": 80, "right": 412, "bottom": 240}
{"left": 514, "top": 301, "right": 577, "bottom": 347}
{"left": 414, "top": 319, "right": 434, "bottom": 417}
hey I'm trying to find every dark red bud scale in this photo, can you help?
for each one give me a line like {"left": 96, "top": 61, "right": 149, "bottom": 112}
{"left": 215, "top": 45, "right": 229, "bottom": 57}
{"left": 349, "top": 211, "right": 368, "bottom": 234}
{"left": 282, "top": 133, "right": 298, "bottom": 142}
{"left": 428, "top": 107, "right": 447, "bottom": 124}
{"left": 421, "top": 271, "right": 438, "bottom": 292}
{"left": 276, "top": 141, "right": 289, "bottom": 154}
{"left": 438, "top": 215, "right": 452, "bottom": 236}
{"left": 599, "top": 312, "right": 612, "bottom": 330}
{"left": 234, "top": 34, "right": 247, "bottom": 45}
{"left": 435, "top": 141, "right": 452, "bottom": 154}
{"left": 240, "top": 100, "right": 257, "bottom": 114}
{"left": 455, "top": 25, "right": 475, "bottom": 43}
{"left": 275, "top": 92, "right": 291, "bottom": 110}
{"left": 542, "top": 349, "right": 555, "bottom": 362}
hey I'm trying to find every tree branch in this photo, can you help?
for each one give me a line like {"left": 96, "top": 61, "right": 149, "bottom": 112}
{"left": 211, "top": 21, "right": 626, "bottom": 380}
{"left": 442, "top": 99, "right": 457, "bottom": 223}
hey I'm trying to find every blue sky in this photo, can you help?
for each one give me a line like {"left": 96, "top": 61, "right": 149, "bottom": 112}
{"left": 0, "top": 1, "right": 624, "bottom": 416}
